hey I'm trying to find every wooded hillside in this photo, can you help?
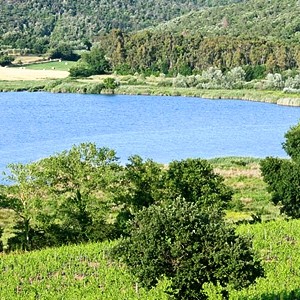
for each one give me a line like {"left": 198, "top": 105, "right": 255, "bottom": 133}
{"left": 0, "top": 0, "right": 243, "bottom": 51}
{"left": 154, "top": 0, "right": 300, "bottom": 42}
{"left": 96, "top": 0, "right": 300, "bottom": 75}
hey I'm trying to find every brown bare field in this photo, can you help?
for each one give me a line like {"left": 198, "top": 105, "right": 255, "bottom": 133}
{"left": 0, "top": 67, "right": 69, "bottom": 81}
{"left": 13, "top": 55, "right": 46, "bottom": 64}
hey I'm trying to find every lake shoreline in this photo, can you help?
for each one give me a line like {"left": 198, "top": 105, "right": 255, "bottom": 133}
{"left": 1, "top": 79, "right": 300, "bottom": 107}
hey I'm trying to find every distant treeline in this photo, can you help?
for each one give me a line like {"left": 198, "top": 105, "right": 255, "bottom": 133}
{"left": 98, "top": 30, "right": 300, "bottom": 76}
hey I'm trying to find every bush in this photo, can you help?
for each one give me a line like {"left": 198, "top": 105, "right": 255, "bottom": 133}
{"left": 201, "top": 67, "right": 224, "bottom": 89}
{"left": 284, "top": 74, "right": 300, "bottom": 89}
{"left": 260, "top": 158, "right": 300, "bottom": 218}
{"left": 114, "top": 198, "right": 264, "bottom": 299}
{"left": 103, "top": 78, "right": 120, "bottom": 90}
{"left": 243, "top": 65, "right": 266, "bottom": 81}
{"left": 0, "top": 54, "right": 14, "bottom": 66}
{"left": 48, "top": 44, "right": 80, "bottom": 61}
{"left": 224, "top": 67, "right": 246, "bottom": 89}
{"left": 262, "top": 73, "right": 284, "bottom": 90}
{"left": 69, "top": 62, "right": 94, "bottom": 78}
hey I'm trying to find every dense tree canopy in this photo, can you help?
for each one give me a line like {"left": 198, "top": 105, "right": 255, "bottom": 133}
{"left": 98, "top": 31, "right": 300, "bottom": 75}
{"left": 0, "top": 0, "right": 242, "bottom": 51}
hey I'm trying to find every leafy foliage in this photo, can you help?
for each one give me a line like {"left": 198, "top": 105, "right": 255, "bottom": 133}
{"left": 0, "top": 53, "right": 14, "bottom": 66}
{"left": 163, "top": 158, "right": 232, "bottom": 210}
{"left": 261, "top": 122, "right": 300, "bottom": 218}
{"left": 0, "top": 143, "right": 121, "bottom": 251}
{"left": 0, "top": 0, "right": 242, "bottom": 51}
{"left": 155, "top": 0, "right": 300, "bottom": 43}
{"left": 48, "top": 44, "right": 80, "bottom": 61}
{"left": 70, "top": 47, "right": 110, "bottom": 77}
{"left": 282, "top": 123, "right": 300, "bottom": 162}
{"left": 115, "top": 198, "right": 264, "bottom": 299}
{"left": 99, "top": 30, "right": 300, "bottom": 76}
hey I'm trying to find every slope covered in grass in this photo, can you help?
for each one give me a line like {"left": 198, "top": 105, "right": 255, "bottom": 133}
{"left": 1, "top": 219, "right": 300, "bottom": 299}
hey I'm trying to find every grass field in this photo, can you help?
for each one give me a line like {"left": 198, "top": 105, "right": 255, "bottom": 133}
{"left": 0, "top": 67, "right": 69, "bottom": 81}
{"left": 25, "top": 61, "right": 77, "bottom": 72}
{"left": 1, "top": 219, "right": 300, "bottom": 299}
{"left": 210, "top": 157, "right": 278, "bottom": 221}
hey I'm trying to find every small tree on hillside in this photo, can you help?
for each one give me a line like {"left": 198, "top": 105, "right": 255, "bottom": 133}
{"left": 282, "top": 122, "right": 300, "bottom": 162}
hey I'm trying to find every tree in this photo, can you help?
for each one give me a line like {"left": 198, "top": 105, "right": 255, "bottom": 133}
{"left": 113, "top": 155, "right": 164, "bottom": 235}
{"left": 48, "top": 43, "right": 80, "bottom": 61}
{"left": 0, "top": 143, "right": 122, "bottom": 251}
{"left": 70, "top": 47, "right": 110, "bottom": 77}
{"left": 0, "top": 163, "right": 48, "bottom": 251}
{"left": 282, "top": 122, "right": 300, "bottom": 161}
{"left": 163, "top": 158, "right": 232, "bottom": 210}
{"left": 33, "top": 143, "right": 121, "bottom": 243}
{"left": 114, "top": 198, "right": 264, "bottom": 299}
{"left": 103, "top": 78, "right": 120, "bottom": 92}
{"left": 260, "top": 122, "right": 300, "bottom": 218}
{"left": 81, "top": 47, "right": 110, "bottom": 75}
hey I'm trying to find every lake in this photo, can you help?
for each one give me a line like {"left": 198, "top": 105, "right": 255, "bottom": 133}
{"left": 0, "top": 92, "right": 299, "bottom": 178}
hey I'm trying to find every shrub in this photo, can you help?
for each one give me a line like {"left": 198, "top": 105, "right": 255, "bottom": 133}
{"left": 103, "top": 78, "right": 120, "bottom": 90}
{"left": 284, "top": 74, "right": 300, "bottom": 89}
{"left": 224, "top": 67, "right": 246, "bottom": 89}
{"left": 69, "top": 62, "right": 94, "bottom": 78}
{"left": 0, "top": 54, "right": 14, "bottom": 66}
{"left": 201, "top": 67, "right": 224, "bottom": 89}
{"left": 114, "top": 198, "right": 264, "bottom": 299}
{"left": 262, "top": 73, "right": 284, "bottom": 90}
{"left": 283, "top": 122, "right": 300, "bottom": 162}
{"left": 48, "top": 44, "right": 80, "bottom": 61}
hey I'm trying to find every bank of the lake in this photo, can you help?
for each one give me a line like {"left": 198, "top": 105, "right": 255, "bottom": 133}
{"left": 1, "top": 78, "right": 300, "bottom": 106}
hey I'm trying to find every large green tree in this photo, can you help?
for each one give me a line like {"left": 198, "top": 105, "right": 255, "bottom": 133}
{"left": 163, "top": 158, "right": 232, "bottom": 209}
{"left": 0, "top": 143, "right": 121, "bottom": 251}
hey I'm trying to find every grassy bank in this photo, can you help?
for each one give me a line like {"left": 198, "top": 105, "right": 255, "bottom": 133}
{"left": 1, "top": 74, "right": 300, "bottom": 106}
{"left": 117, "top": 84, "right": 300, "bottom": 106}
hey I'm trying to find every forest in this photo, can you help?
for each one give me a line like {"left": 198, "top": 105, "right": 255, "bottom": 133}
{"left": 0, "top": 0, "right": 242, "bottom": 51}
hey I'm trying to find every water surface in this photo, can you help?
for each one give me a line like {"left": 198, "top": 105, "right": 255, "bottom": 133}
{"left": 0, "top": 92, "right": 299, "bottom": 178}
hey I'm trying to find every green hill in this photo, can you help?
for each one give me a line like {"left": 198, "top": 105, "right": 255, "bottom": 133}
{"left": 153, "top": 0, "right": 300, "bottom": 42}
{"left": 0, "top": 0, "right": 243, "bottom": 52}
{"left": 96, "top": 0, "right": 300, "bottom": 75}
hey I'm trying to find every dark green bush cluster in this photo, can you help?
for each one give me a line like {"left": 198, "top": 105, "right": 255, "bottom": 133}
{"left": 261, "top": 122, "right": 300, "bottom": 218}
{"left": 69, "top": 47, "right": 110, "bottom": 78}
{"left": 0, "top": 53, "right": 14, "bottom": 66}
{"left": 113, "top": 158, "right": 263, "bottom": 299}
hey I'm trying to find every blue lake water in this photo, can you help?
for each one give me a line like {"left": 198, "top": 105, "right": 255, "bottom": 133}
{"left": 0, "top": 92, "right": 299, "bottom": 178}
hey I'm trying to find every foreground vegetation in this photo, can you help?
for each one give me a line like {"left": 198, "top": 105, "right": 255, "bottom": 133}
{"left": 1, "top": 120, "right": 300, "bottom": 298}
{"left": 0, "top": 219, "right": 300, "bottom": 299}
